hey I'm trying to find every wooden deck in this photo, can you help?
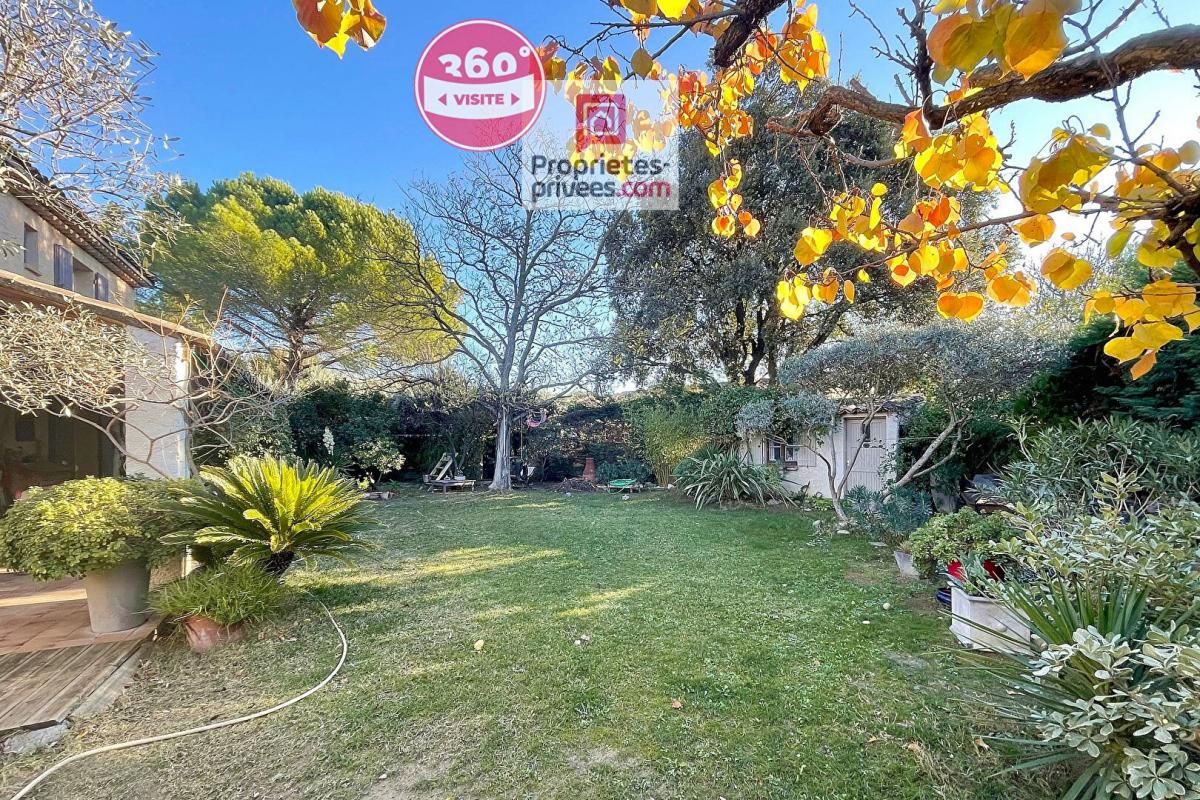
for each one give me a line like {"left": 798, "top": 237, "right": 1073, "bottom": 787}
{"left": 0, "top": 641, "right": 143, "bottom": 733}
{"left": 0, "top": 573, "right": 153, "bottom": 734}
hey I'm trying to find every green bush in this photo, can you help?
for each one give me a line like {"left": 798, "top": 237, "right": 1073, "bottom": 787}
{"left": 149, "top": 565, "right": 289, "bottom": 626}
{"left": 628, "top": 405, "right": 709, "bottom": 486}
{"left": 999, "top": 418, "right": 1200, "bottom": 514}
{"left": 166, "top": 456, "right": 376, "bottom": 575}
{"left": 674, "top": 452, "right": 793, "bottom": 509}
{"left": 596, "top": 457, "right": 650, "bottom": 485}
{"left": 0, "top": 477, "right": 203, "bottom": 580}
{"left": 977, "top": 497, "right": 1200, "bottom": 799}
{"left": 843, "top": 486, "right": 933, "bottom": 548}
{"left": 905, "top": 508, "right": 1013, "bottom": 577}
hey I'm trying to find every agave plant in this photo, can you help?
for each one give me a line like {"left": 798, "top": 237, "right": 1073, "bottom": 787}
{"left": 166, "top": 456, "right": 375, "bottom": 575}
{"left": 674, "top": 452, "right": 793, "bottom": 509}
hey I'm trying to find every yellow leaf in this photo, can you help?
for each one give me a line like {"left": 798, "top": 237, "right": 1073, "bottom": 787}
{"left": 708, "top": 178, "right": 729, "bottom": 209}
{"left": 1088, "top": 123, "right": 1111, "bottom": 138}
{"left": 739, "top": 211, "right": 762, "bottom": 239}
{"left": 986, "top": 272, "right": 1033, "bottom": 307}
{"left": 1003, "top": 9, "right": 1067, "bottom": 80}
{"left": 1129, "top": 350, "right": 1157, "bottom": 380}
{"left": 1132, "top": 321, "right": 1184, "bottom": 349}
{"left": 1041, "top": 249, "right": 1092, "bottom": 291}
{"left": 657, "top": 0, "right": 690, "bottom": 19}
{"left": 871, "top": 182, "right": 889, "bottom": 197}
{"left": 711, "top": 214, "right": 736, "bottom": 238}
{"left": 936, "top": 291, "right": 985, "bottom": 321}
{"left": 1103, "top": 336, "right": 1145, "bottom": 363}
{"left": 844, "top": 280, "right": 856, "bottom": 303}
{"left": 1014, "top": 214, "right": 1055, "bottom": 245}
{"left": 929, "top": 14, "right": 995, "bottom": 75}
{"left": 1180, "top": 140, "right": 1200, "bottom": 164}
{"left": 794, "top": 227, "right": 834, "bottom": 266}
{"left": 857, "top": 269, "right": 872, "bottom": 283}
{"left": 631, "top": 48, "right": 655, "bottom": 78}
{"left": 620, "top": 0, "right": 658, "bottom": 14}
{"left": 1106, "top": 227, "right": 1133, "bottom": 259}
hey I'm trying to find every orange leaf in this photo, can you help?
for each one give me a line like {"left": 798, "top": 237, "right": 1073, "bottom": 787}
{"left": 1013, "top": 214, "right": 1055, "bottom": 245}
{"left": 1003, "top": 9, "right": 1067, "bottom": 80}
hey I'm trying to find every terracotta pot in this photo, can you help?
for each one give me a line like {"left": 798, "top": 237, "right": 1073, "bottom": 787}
{"left": 82, "top": 559, "right": 150, "bottom": 633}
{"left": 181, "top": 615, "right": 245, "bottom": 653}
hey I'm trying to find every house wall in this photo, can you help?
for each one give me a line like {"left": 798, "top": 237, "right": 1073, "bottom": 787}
{"left": 123, "top": 327, "right": 191, "bottom": 480}
{"left": 743, "top": 412, "right": 899, "bottom": 498}
{"left": 0, "top": 194, "right": 135, "bottom": 308}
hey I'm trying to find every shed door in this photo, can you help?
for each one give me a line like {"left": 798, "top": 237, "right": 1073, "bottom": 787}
{"left": 844, "top": 416, "right": 886, "bottom": 493}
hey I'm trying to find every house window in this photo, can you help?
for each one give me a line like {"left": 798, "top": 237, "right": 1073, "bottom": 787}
{"left": 48, "top": 417, "right": 74, "bottom": 464}
{"left": 769, "top": 438, "right": 818, "bottom": 468}
{"left": 52, "top": 245, "right": 73, "bottom": 290}
{"left": 14, "top": 416, "right": 36, "bottom": 443}
{"left": 94, "top": 273, "right": 111, "bottom": 302}
{"left": 22, "top": 225, "right": 39, "bottom": 272}
{"left": 73, "top": 258, "right": 94, "bottom": 298}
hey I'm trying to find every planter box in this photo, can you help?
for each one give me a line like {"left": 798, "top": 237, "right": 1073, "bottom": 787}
{"left": 949, "top": 586, "right": 1030, "bottom": 653}
{"left": 893, "top": 550, "right": 919, "bottom": 579}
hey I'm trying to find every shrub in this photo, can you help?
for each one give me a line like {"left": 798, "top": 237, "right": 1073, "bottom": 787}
{"left": 149, "top": 565, "right": 290, "bottom": 626}
{"left": 0, "top": 477, "right": 203, "bottom": 580}
{"left": 674, "top": 452, "right": 793, "bottom": 509}
{"left": 843, "top": 486, "right": 933, "bottom": 548}
{"left": 629, "top": 405, "right": 708, "bottom": 486}
{"left": 976, "top": 498, "right": 1200, "bottom": 800}
{"left": 998, "top": 418, "right": 1200, "bottom": 515}
{"left": 596, "top": 457, "right": 650, "bottom": 485}
{"left": 906, "top": 508, "right": 1013, "bottom": 577}
{"left": 166, "top": 456, "right": 375, "bottom": 576}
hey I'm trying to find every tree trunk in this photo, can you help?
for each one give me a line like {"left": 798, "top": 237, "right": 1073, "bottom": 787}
{"left": 490, "top": 410, "right": 512, "bottom": 491}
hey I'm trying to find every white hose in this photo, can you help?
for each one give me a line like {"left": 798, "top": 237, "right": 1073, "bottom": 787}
{"left": 7, "top": 594, "right": 348, "bottom": 800}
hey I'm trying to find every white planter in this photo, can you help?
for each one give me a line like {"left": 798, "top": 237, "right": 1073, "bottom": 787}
{"left": 893, "top": 550, "right": 919, "bottom": 580}
{"left": 949, "top": 586, "right": 1030, "bottom": 653}
{"left": 82, "top": 559, "right": 151, "bottom": 633}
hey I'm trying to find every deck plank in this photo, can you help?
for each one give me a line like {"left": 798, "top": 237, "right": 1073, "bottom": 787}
{"left": 0, "top": 640, "right": 142, "bottom": 734}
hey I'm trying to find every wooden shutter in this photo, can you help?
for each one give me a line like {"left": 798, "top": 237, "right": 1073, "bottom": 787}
{"left": 94, "top": 273, "right": 110, "bottom": 302}
{"left": 52, "top": 245, "right": 73, "bottom": 290}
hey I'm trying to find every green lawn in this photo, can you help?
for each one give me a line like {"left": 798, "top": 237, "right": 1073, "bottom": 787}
{"left": 1, "top": 490, "right": 1055, "bottom": 799}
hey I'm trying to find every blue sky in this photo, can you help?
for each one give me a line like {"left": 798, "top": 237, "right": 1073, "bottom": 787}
{"left": 97, "top": 0, "right": 1197, "bottom": 214}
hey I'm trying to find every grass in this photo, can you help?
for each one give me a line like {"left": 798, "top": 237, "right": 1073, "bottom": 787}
{"left": 1, "top": 489, "right": 1055, "bottom": 799}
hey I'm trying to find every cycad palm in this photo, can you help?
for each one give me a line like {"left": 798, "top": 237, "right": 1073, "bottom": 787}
{"left": 168, "top": 456, "right": 375, "bottom": 575}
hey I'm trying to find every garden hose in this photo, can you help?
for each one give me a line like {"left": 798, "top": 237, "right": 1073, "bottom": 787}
{"left": 7, "top": 593, "right": 348, "bottom": 800}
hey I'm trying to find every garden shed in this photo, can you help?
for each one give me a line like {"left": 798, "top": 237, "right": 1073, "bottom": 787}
{"left": 742, "top": 403, "right": 904, "bottom": 497}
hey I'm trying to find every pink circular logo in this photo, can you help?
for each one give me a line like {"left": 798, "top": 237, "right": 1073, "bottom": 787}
{"left": 414, "top": 20, "right": 546, "bottom": 152}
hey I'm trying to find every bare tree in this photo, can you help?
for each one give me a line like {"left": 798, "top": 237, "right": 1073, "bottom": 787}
{"left": 378, "top": 150, "right": 611, "bottom": 491}
{"left": 0, "top": 300, "right": 291, "bottom": 480}
{"left": 0, "top": 0, "right": 172, "bottom": 249}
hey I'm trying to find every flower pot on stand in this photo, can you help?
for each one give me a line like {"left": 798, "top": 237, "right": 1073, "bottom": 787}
{"left": 949, "top": 586, "right": 1030, "bottom": 653}
{"left": 81, "top": 559, "right": 151, "bottom": 633}
{"left": 181, "top": 616, "right": 245, "bottom": 653}
{"left": 893, "top": 550, "right": 919, "bottom": 579}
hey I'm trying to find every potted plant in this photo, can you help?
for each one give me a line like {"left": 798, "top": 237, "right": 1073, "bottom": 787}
{"left": 907, "top": 508, "right": 1014, "bottom": 579}
{"left": 149, "top": 565, "right": 289, "bottom": 652}
{"left": 948, "top": 554, "right": 1029, "bottom": 653}
{"left": 0, "top": 477, "right": 201, "bottom": 633}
